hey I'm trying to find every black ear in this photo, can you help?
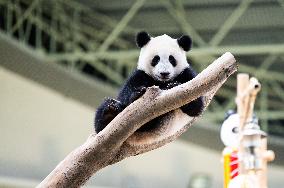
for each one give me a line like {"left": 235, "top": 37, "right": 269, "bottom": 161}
{"left": 177, "top": 35, "right": 192, "bottom": 51}
{"left": 136, "top": 31, "right": 151, "bottom": 48}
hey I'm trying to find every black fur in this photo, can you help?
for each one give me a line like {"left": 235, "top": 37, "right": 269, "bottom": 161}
{"left": 94, "top": 98, "right": 125, "bottom": 133}
{"left": 177, "top": 35, "right": 192, "bottom": 52}
{"left": 136, "top": 31, "right": 151, "bottom": 48}
{"left": 94, "top": 67, "right": 204, "bottom": 133}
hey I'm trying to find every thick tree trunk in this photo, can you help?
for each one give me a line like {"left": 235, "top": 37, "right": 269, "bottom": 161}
{"left": 37, "top": 52, "right": 237, "bottom": 188}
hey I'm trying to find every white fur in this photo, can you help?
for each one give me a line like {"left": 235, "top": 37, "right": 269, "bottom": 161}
{"left": 137, "top": 34, "right": 189, "bottom": 81}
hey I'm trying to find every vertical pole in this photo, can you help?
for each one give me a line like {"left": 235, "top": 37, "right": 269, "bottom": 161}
{"left": 236, "top": 73, "right": 249, "bottom": 176}
{"left": 50, "top": 0, "right": 57, "bottom": 53}
{"left": 260, "top": 84, "right": 268, "bottom": 132}
{"left": 258, "top": 137, "right": 275, "bottom": 188}
{"left": 36, "top": 0, "right": 42, "bottom": 49}
{"left": 24, "top": 18, "right": 32, "bottom": 43}
{"left": 70, "top": 8, "right": 80, "bottom": 70}
{"left": 235, "top": 74, "right": 273, "bottom": 188}
{"left": 237, "top": 73, "right": 250, "bottom": 130}
{"left": 14, "top": 0, "right": 25, "bottom": 41}
{"left": 6, "top": 2, "right": 12, "bottom": 35}
{"left": 259, "top": 138, "right": 268, "bottom": 188}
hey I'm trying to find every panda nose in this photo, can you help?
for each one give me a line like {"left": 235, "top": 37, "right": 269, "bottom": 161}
{"left": 160, "top": 72, "right": 170, "bottom": 77}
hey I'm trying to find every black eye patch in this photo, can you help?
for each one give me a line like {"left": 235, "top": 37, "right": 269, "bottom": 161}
{"left": 151, "top": 55, "right": 160, "bottom": 67}
{"left": 169, "top": 55, "right": 177, "bottom": 67}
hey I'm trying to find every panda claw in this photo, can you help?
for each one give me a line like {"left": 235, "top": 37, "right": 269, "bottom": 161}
{"left": 101, "top": 98, "right": 123, "bottom": 116}
{"left": 165, "top": 81, "right": 181, "bottom": 89}
{"left": 129, "top": 86, "right": 147, "bottom": 103}
{"left": 137, "top": 86, "right": 147, "bottom": 94}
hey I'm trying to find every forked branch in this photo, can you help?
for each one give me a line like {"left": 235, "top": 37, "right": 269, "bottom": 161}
{"left": 38, "top": 52, "right": 237, "bottom": 188}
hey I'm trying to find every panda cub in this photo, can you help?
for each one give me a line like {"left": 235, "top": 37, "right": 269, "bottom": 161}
{"left": 95, "top": 31, "right": 204, "bottom": 133}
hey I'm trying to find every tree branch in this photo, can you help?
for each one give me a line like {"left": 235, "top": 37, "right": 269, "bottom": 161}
{"left": 37, "top": 52, "right": 237, "bottom": 188}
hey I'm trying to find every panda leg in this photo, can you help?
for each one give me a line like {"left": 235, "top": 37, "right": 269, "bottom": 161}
{"left": 129, "top": 86, "right": 147, "bottom": 103}
{"left": 94, "top": 98, "right": 124, "bottom": 133}
{"left": 180, "top": 96, "right": 204, "bottom": 117}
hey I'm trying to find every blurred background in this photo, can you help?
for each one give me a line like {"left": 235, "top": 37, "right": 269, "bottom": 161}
{"left": 0, "top": 0, "right": 284, "bottom": 187}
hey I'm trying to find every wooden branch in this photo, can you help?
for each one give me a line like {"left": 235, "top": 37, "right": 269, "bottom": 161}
{"left": 37, "top": 52, "right": 237, "bottom": 188}
{"left": 236, "top": 73, "right": 250, "bottom": 131}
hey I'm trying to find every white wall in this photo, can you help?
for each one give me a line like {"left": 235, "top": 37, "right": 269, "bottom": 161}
{"left": 0, "top": 66, "right": 94, "bottom": 179}
{"left": 0, "top": 66, "right": 283, "bottom": 188}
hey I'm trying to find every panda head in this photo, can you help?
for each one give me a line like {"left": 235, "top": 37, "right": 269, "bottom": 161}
{"left": 136, "top": 31, "right": 192, "bottom": 82}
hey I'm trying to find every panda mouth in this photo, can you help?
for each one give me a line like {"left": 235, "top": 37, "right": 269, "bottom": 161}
{"left": 158, "top": 76, "right": 171, "bottom": 82}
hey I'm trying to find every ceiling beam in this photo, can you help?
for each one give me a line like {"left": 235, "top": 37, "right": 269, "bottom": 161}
{"left": 11, "top": 0, "right": 39, "bottom": 33}
{"left": 209, "top": 0, "right": 253, "bottom": 46}
{"left": 204, "top": 110, "right": 284, "bottom": 121}
{"left": 47, "top": 44, "right": 284, "bottom": 62}
{"left": 162, "top": 0, "right": 206, "bottom": 46}
{"left": 98, "top": 0, "right": 145, "bottom": 52}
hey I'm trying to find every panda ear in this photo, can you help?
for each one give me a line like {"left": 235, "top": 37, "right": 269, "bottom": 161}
{"left": 136, "top": 31, "right": 151, "bottom": 48}
{"left": 177, "top": 35, "right": 192, "bottom": 52}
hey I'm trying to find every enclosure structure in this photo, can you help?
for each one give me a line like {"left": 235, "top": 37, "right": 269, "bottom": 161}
{"left": 0, "top": 0, "right": 284, "bottom": 187}
{"left": 0, "top": 0, "right": 284, "bottom": 135}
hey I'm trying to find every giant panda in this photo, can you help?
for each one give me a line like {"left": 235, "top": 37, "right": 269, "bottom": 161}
{"left": 94, "top": 31, "right": 204, "bottom": 133}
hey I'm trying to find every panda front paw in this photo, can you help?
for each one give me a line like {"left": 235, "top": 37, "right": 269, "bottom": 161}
{"left": 104, "top": 98, "right": 123, "bottom": 115}
{"left": 129, "top": 86, "right": 147, "bottom": 103}
{"left": 95, "top": 98, "right": 124, "bottom": 133}
{"left": 165, "top": 81, "right": 181, "bottom": 90}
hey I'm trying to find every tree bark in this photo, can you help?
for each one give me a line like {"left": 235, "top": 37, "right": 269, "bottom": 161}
{"left": 37, "top": 52, "right": 237, "bottom": 188}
